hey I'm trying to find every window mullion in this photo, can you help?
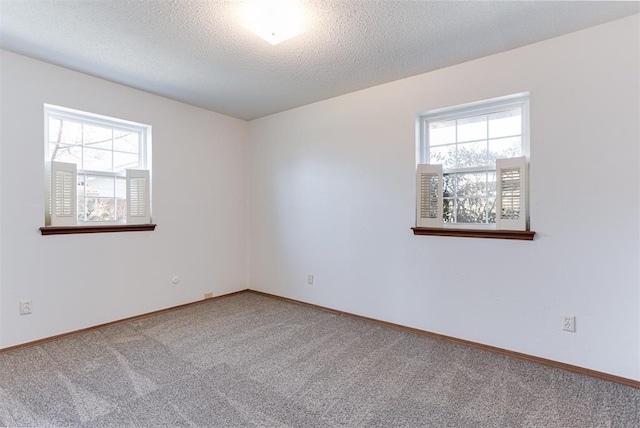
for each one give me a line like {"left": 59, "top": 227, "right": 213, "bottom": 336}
{"left": 420, "top": 119, "right": 431, "bottom": 163}
{"left": 140, "top": 130, "right": 145, "bottom": 169}
{"left": 453, "top": 120, "right": 458, "bottom": 223}
{"left": 445, "top": 166, "right": 494, "bottom": 175}
{"left": 486, "top": 117, "right": 490, "bottom": 223}
{"left": 81, "top": 123, "right": 85, "bottom": 222}
{"left": 78, "top": 170, "right": 123, "bottom": 178}
{"left": 80, "top": 122, "right": 84, "bottom": 170}
{"left": 111, "top": 127, "right": 115, "bottom": 221}
{"left": 110, "top": 127, "right": 114, "bottom": 173}
{"left": 484, "top": 172, "right": 489, "bottom": 223}
{"left": 82, "top": 173, "right": 87, "bottom": 222}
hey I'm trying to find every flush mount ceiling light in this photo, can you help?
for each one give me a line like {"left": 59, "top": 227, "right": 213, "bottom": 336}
{"left": 241, "top": 0, "right": 306, "bottom": 45}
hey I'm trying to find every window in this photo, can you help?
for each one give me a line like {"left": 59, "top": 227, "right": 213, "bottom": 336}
{"left": 44, "top": 104, "right": 152, "bottom": 228}
{"left": 416, "top": 93, "right": 529, "bottom": 231}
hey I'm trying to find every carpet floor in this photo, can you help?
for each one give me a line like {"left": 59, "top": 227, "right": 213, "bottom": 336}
{"left": 0, "top": 292, "right": 638, "bottom": 427}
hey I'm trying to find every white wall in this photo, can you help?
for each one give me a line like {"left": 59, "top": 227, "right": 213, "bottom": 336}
{"left": 248, "top": 15, "right": 640, "bottom": 380}
{"left": 0, "top": 50, "right": 248, "bottom": 348}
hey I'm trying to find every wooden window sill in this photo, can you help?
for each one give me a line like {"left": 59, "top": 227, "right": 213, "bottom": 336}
{"left": 40, "top": 224, "right": 156, "bottom": 235}
{"left": 411, "top": 227, "right": 535, "bottom": 241}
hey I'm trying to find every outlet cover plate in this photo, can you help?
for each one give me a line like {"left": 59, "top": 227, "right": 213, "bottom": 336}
{"left": 20, "top": 300, "right": 32, "bottom": 315}
{"left": 562, "top": 315, "right": 576, "bottom": 332}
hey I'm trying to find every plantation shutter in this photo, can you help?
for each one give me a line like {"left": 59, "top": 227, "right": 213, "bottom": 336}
{"left": 50, "top": 161, "right": 77, "bottom": 226}
{"left": 496, "top": 156, "right": 527, "bottom": 231}
{"left": 126, "top": 169, "right": 150, "bottom": 224}
{"left": 416, "top": 164, "right": 443, "bottom": 227}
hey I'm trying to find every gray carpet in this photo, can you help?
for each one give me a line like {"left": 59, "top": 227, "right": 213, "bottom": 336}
{"left": 0, "top": 292, "right": 638, "bottom": 427}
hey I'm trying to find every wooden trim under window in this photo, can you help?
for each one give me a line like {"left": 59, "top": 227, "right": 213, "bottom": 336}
{"left": 40, "top": 224, "right": 156, "bottom": 235}
{"left": 412, "top": 227, "right": 535, "bottom": 240}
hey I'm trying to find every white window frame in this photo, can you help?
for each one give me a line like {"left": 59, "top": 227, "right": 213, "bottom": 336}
{"left": 416, "top": 93, "right": 530, "bottom": 229}
{"left": 44, "top": 104, "right": 152, "bottom": 226}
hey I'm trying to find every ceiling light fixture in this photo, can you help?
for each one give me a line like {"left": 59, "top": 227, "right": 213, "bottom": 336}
{"left": 241, "top": 0, "right": 306, "bottom": 45}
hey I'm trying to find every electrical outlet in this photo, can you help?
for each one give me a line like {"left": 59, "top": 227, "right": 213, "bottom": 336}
{"left": 562, "top": 315, "right": 576, "bottom": 332}
{"left": 204, "top": 292, "right": 213, "bottom": 299}
{"left": 307, "top": 274, "right": 314, "bottom": 285}
{"left": 20, "top": 300, "right": 32, "bottom": 315}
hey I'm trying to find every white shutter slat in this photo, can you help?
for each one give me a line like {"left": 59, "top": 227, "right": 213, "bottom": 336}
{"left": 50, "top": 161, "right": 77, "bottom": 226}
{"left": 126, "top": 169, "right": 150, "bottom": 224}
{"left": 496, "top": 156, "right": 527, "bottom": 231}
{"left": 416, "top": 164, "right": 443, "bottom": 228}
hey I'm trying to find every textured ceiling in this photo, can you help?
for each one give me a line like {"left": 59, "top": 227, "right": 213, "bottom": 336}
{"left": 1, "top": 1, "right": 638, "bottom": 120}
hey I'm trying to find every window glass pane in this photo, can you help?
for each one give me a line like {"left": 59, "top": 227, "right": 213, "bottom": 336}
{"left": 443, "top": 174, "right": 457, "bottom": 222}
{"left": 455, "top": 197, "right": 489, "bottom": 223}
{"left": 488, "top": 108, "right": 521, "bottom": 139}
{"left": 456, "top": 141, "right": 488, "bottom": 168}
{"left": 48, "top": 118, "right": 62, "bottom": 143}
{"left": 50, "top": 144, "right": 81, "bottom": 163}
{"left": 443, "top": 174, "right": 455, "bottom": 198}
{"left": 430, "top": 145, "right": 455, "bottom": 169}
{"left": 457, "top": 114, "right": 487, "bottom": 142}
{"left": 457, "top": 172, "right": 491, "bottom": 199}
{"left": 451, "top": 171, "right": 496, "bottom": 224}
{"left": 83, "top": 124, "right": 112, "bottom": 150}
{"left": 56, "top": 119, "right": 83, "bottom": 145}
{"left": 115, "top": 177, "right": 126, "bottom": 199}
{"left": 77, "top": 175, "right": 86, "bottom": 222}
{"left": 116, "top": 177, "right": 127, "bottom": 221}
{"left": 488, "top": 137, "right": 521, "bottom": 163}
{"left": 487, "top": 171, "right": 497, "bottom": 198}
{"left": 443, "top": 198, "right": 454, "bottom": 223}
{"left": 83, "top": 148, "right": 112, "bottom": 172}
{"left": 487, "top": 197, "right": 497, "bottom": 223}
{"left": 117, "top": 198, "right": 127, "bottom": 220}
{"left": 428, "top": 120, "right": 455, "bottom": 146}
{"left": 85, "top": 198, "right": 115, "bottom": 221}
{"left": 114, "top": 130, "right": 140, "bottom": 153}
{"left": 114, "top": 152, "right": 140, "bottom": 173}
{"left": 86, "top": 176, "right": 114, "bottom": 198}
{"left": 78, "top": 201, "right": 86, "bottom": 222}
